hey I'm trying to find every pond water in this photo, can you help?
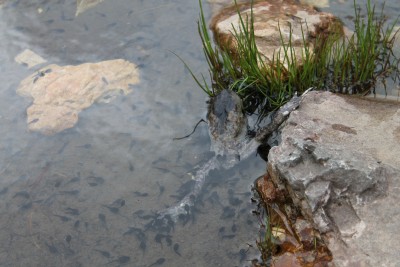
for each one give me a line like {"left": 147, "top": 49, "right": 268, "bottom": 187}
{"left": 319, "top": 0, "right": 400, "bottom": 98}
{"left": 0, "top": 1, "right": 398, "bottom": 267}
{"left": 0, "top": 1, "right": 265, "bottom": 266}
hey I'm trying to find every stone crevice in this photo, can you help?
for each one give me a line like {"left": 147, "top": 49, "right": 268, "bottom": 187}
{"left": 267, "top": 91, "right": 400, "bottom": 266}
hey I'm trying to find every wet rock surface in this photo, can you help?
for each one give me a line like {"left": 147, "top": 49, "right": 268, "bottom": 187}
{"left": 207, "top": 0, "right": 248, "bottom": 14}
{"left": 255, "top": 173, "right": 333, "bottom": 266}
{"left": 210, "top": 0, "right": 342, "bottom": 67}
{"left": 207, "top": 89, "right": 247, "bottom": 154}
{"left": 268, "top": 91, "right": 400, "bottom": 266}
{"left": 16, "top": 59, "right": 139, "bottom": 135}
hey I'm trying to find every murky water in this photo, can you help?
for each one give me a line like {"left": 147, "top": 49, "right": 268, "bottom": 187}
{"left": 0, "top": 1, "right": 398, "bottom": 267}
{"left": 0, "top": 1, "right": 265, "bottom": 266}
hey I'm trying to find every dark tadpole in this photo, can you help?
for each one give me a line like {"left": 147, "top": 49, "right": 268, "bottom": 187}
{"left": 74, "top": 220, "right": 80, "bottom": 229}
{"left": 221, "top": 234, "right": 235, "bottom": 239}
{"left": 220, "top": 206, "right": 236, "bottom": 219}
{"left": 53, "top": 214, "right": 71, "bottom": 222}
{"left": 0, "top": 187, "right": 8, "bottom": 195}
{"left": 144, "top": 215, "right": 175, "bottom": 233}
{"left": 87, "top": 176, "right": 104, "bottom": 187}
{"left": 231, "top": 223, "right": 237, "bottom": 233}
{"left": 59, "top": 190, "right": 80, "bottom": 196}
{"left": 123, "top": 227, "right": 146, "bottom": 252}
{"left": 154, "top": 233, "right": 172, "bottom": 247}
{"left": 134, "top": 210, "right": 155, "bottom": 221}
{"left": 65, "top": 208, "right": 79, "bottom": 216}
{"left": 98, "top": 213, "right": 108, "bottom": 229}
{"left": 156, "top": 182, "right": 165, "bottom": 197}
{"left": 129, "top": 162, "right": 134, "bottom": 172}
{"left": 94, "top": 249, "right": 111, "bottom": 258}
{"left": 148, "top": 258, "right": 165, "bottom": 267}
{"left": 65, "top": 234, "right": 72, "bottom": 244}
{"left": 13, "top": 191, "right": 30, "bottom": 199}
{"left": 103, "top": 205, "right": 119, "bottom": 214}
{"left": 239, "top": 248, "right": 247, "bottom": 262}
{"left": 173, "top": 243, "right": 181, "bottom": 256}
{"left": 133, "top": 191, "right": 148, "bottom": 197}
{"left": 107, "top": 256, "right": 130, "bottom": 265}
{"left": 45, "top": 242, "right": 58, "bottom": 254}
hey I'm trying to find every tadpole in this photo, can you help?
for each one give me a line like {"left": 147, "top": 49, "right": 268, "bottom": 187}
{"left": 173, "top": 243, "right": 181, "bottom": 256}
{"left": 65, "top": 234, "right": 72, "bottom": 244}
{"left": 221, "top": 206, "right": 236, "bottom": 219}
{"left": 53, "top": 214, "right": 70, "bottom": 222}
{"left": 94, "top": 249, "right": 111, "bottom": 258}
{"left": 13, "top": 191, "right": 30, "bottom": 199}
{"left": 98, "top": 213, "right": 108, "bottom": 229}
{"left": 154, "top": 234, "right": 172, "bottom": 247}
{"left": 148, "top": 258, "right": 165, "bottom": 266}
{"left": 156, "top": 182, "right": 165, "bottom": 197}
{"left": 103, "top": 205, "right": 119, "bottom": 214}
{"left": 107, "top": 256, "right": 130, "bottom": 265}
{"left": 65, "top": 208, "right": 80, "bottom": 216}
{"left": 123, "top": 227, "right": 146, "bottom": 251}
{"left": 45, "top": 242, "right": 58, "bottom": 254}
{"left": 74, "top": 220, "right": 80, "bottom": 229}
{"left": 133, "top": 191, "right": 148, "bottom": 197}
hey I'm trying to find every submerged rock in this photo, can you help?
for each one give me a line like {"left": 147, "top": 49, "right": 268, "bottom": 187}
{"left": 210, "top": 0, "right": 342, "bottom": 67}
{"left": 207, "top": 89, "right": 247, "bottom": 155}
{"left": 207, "top": 0, "right": 248, "bottom": 14}
{"left": 268, "top": 91, "right": 400, "bottom": 266}
{"left": 299, "top": 0, "right": 329, "bottom": 8}
{"left": 17, "top": 59, "right": 139, "bottom": 135}
{"left": 14, "top": 49, "right": 47, "bottom": 69}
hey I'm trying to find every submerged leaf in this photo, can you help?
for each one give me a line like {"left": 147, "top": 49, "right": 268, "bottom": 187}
{"left": 76, "top": 0, "right": 104, "bottom": 16}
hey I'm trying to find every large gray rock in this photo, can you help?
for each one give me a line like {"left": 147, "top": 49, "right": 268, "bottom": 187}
{"left": 268, "top": 91, "right": 400, "bottom": 267}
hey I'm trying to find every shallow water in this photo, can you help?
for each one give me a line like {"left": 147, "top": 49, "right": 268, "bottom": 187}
{"left": 318, "top": 0, "right": 400, "bottom": 97}
{"left": 0, "top": 1, "right": 398, "bottom": 266}
{"left": 0, "top": 1, "right": 265, "bottom": 266}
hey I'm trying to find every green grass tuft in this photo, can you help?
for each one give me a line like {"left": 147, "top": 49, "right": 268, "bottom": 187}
{"left": 190, "top": 0, "right": 399, "bottom": 114}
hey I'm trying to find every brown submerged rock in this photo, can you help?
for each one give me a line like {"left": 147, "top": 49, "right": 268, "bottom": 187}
{"left": 210, "top": 0, "right": 342, "bottom": 67}
{"left": 17, "top": 59, "right": 139, "bottom": 135}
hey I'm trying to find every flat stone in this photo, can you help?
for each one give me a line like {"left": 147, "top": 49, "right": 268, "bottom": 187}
{"left": 207, "top": 0, "right": 248, "bottom": 14}
{"left": 299, "top": 0, "right": 329, "bottom": 8}
{"left": 14, "top": 49, "right": 47, "bottom": 68}
{"left": 268, "top": 91, "right": 400, "bottom": 266}
{"left": 17, "top": 59, "right": 139, "bottom": 135}
{"left": 210, "top": 0, "right": 342, "bottom": 67}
